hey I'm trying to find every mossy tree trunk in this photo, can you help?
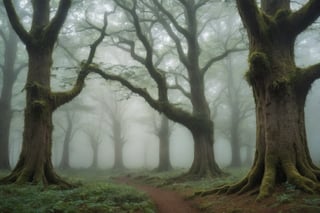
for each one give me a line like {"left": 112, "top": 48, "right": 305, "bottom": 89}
{"left": 210, "top": 0, "right": 320, "bottom": 199}
{"left": 1, "top": 0, "right": 92, "bottom": 186}
{"left": 0, "top": 27, "right": 20, "bottom": 170}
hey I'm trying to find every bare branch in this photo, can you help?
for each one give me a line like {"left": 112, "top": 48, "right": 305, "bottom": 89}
{"left": 289, "top": 0, "right": 320, "bottom": 36}
{"left": 152, "top": 0, "right": 190, "bottom": 38}
{"left": 3, "top": 0, "right": 31, "bottom": 44}
{"left": 157, "top": 17, "right": 189, "bottom": 67}
{"left": 236, "top": 0, "right": 263, "bottom": 38}
{"left": 51, "top": 11, "right": 109, "bottom": 109}
{"left": 299, "top": 62, "right": 320, "bottom": 88}
{"left": 116, "top": 37, "right": 146, "bottom": 64}
{"left": 114, "top": 0, "right": 167, "bottom": 100}
{"left": 201, "top": 47, "right": 247, "bottom": 74}
{"left": 45, "top": 0, "right": 72, "bottom": 45}
{"left": 168, "top": 77, "right": 191, "bottom": 99}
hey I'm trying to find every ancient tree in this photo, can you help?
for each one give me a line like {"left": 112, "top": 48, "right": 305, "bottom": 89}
{"left": 1, "top": 0, "right": 107, "bottom": 185}
{"left": 89, "top": 0, "right": 243, "bottom": 178}
{"left": 206, "top": 0, "right": 320, "bottom": 199}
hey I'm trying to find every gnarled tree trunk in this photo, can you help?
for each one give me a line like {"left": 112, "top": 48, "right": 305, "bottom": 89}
{"left": 207, "top": 0, "right": 320, "bottom": 199}
{"left": 1, "top": 0, "right": 92, "bottom": 186}
{"left": 1, "top": 44, "right": 69, "bottom": 185}
{"left": 189, "top": 127, "right": 222, "bottom": 177}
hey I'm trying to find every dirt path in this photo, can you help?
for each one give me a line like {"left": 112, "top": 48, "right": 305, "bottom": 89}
{"left": 116, "top": 177, "right": 200, "bottom": 213}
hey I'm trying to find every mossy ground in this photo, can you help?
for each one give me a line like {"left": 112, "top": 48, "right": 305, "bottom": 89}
{"left": 122, "top": 167, "right": 320, "bottom": 213}
{"left": 1, "top": 168, "right": 320, "bottom": 212}
{"left": 0, "top": 169, "right": 155, "bottom": 213}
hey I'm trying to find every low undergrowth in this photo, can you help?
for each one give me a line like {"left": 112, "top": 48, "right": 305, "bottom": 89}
{"left": 125, "top": 167, "right": 320, "bottom": 212}
{"left": 0, "top": 170, "right": 155, "bottom": 213}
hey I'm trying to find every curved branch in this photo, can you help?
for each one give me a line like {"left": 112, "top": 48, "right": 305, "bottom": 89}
{"left": 90, "top": 67, "right": 161, "bottom": 111}
{"left": 3, "top": 0, "right": 31, "bottom": 44}
{"left": 201, "top": 47, "right": 247, "bottom": 74}
{"left": 236, "top": 0, "right": 263, "bottom": 38}
{"left": 51, "top": 10, "right": 109, "bottom": 110}
{"left": 299, "top": 63, "right": 320, "bottom": 88}
{"left": 152, "top": 0, "right": 190, "bottom": 38}
{"left": 89, "top": 68, "right": 196, "bottom": 129}
{"left": 115, "top": 0, "right": 167, "bottom": 100}
{"left": 158, "top": 17, "right": 189, "bottom": 67}
{"left": 289, "top": 0, "right": 320, "bottom": 36}
{"left": 45, "top": 0, "right": 72, "bottom": 45}
{"left": 168, "top": 82, "right": 191, "bottom": 100}
{"left": 51, "top": 70, "right": 89, "bottom": 110}
{"left": 116, "top": 37, "right": 146, "bottom": 64}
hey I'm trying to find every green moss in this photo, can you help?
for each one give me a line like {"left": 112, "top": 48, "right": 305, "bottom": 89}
{"left": 249, "top": 52, "right": 270, "bottom": 68}
{"left": 0, "top": 181, "right": 155, "bottom": 213}
{"left": 246, "top": 52, "right": 271, "bottom": 84}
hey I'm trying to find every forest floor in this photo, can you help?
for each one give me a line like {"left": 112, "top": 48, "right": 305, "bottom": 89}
{"left": 116, "top": 168, "right": 320, "bottom": 213}
{"left": 116, "top": 176, "right": 199, "bottom": 213}
{"left": 1, "top": 168, "right": 320, "bottom": 212}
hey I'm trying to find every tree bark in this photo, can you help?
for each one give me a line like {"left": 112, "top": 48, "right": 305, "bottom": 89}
{"left": 189, "top": 127, "right": 222, "bottom": 178}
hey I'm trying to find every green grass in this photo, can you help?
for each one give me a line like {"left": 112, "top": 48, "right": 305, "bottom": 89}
{"left": 127, "top": 167, "right": 250, "bottom": 192}
{"left": 0, "top": 170, "right": 155, "bottom": 213}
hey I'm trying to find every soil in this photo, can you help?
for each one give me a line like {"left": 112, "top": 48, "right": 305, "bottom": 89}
{"left": 116, "top": 176, "right": 200, "bottom": 213}
{"left": 116, "top": 176, "right": 320, "bottom": 213}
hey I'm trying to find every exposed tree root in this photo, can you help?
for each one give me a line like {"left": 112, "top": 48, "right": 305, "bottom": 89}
{"left": 0, "top": 164, "right": 74, "bottom": 189}
{"left": 196, "top": 156, "right": 320, "bottom": 201}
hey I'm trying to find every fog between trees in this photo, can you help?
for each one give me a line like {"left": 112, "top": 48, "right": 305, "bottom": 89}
{"left": 1, "top": 0, "right": 320, "bottom": 199}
